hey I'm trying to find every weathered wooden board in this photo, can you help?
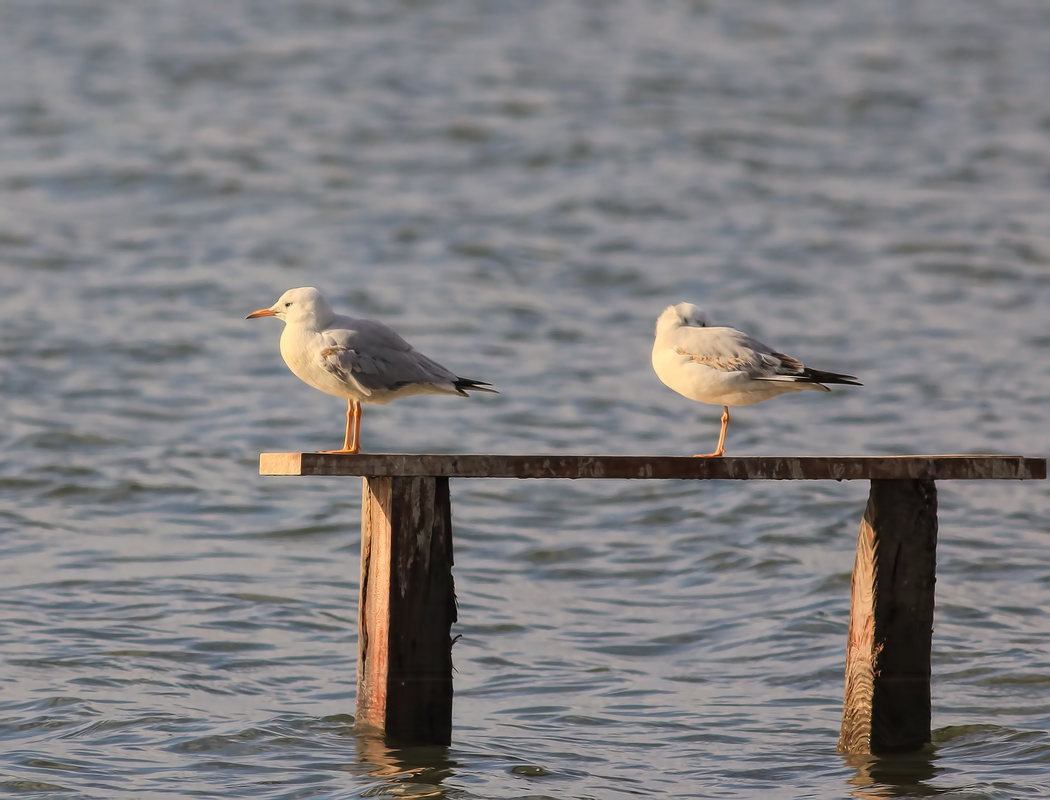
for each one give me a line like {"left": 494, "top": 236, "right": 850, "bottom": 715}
{"left": 261, "top": 453, "right": 1046, "bottom": 481}
{"left": 838, "top": 479, "right": 938, "bottom": 754}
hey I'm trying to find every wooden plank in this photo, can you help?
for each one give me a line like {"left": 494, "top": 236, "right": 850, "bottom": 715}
{"left": 355, "top": 476, "right": 457, "bottom": 745}
{"left": 261, "top": 453, "right": 1046, "bottom": 481}
{"left": 838, "top": 479, "right": 938, "bottom": 754}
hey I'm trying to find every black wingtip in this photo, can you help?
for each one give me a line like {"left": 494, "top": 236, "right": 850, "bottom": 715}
{"left": 806, "top": 369, "right": 862, "bottom": 387}
{"left": 454, "top": 378, "right": 499, "bottom": 395}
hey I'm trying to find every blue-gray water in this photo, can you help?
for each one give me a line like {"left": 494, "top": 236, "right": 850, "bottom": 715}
{"left": 2, "top": 1, "right": 1049, "bottom": 797}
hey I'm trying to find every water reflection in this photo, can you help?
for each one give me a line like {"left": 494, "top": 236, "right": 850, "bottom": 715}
{"left": 843, "top": 747, "right": 940, "bottom": 799}
{"left": 355, "top": 732, "right": 457, "bottom": 798}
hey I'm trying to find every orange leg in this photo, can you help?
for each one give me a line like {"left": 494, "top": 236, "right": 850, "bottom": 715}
{"left": 693, "top": 405, "right": 729, "bottom": 458}
{"left": 352, "top": 401, "right": 362, "bottom": 451}
{"left": 320, "top": 400, "right": 362, "bottom": 454}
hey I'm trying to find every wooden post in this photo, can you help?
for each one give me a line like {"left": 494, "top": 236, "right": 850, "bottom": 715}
{"left": 839, "top": 479, "right": 938, "bottom": 754}
{"left": 356, "top": 476, "right": 457, "bottom": 745}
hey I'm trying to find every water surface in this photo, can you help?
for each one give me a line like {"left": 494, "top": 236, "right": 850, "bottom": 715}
{"left": 2, "top": 1, "right": 1050, "bottom": 797}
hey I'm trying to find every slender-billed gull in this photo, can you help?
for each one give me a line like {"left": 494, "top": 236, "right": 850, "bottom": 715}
{"left": 652, "top": 302, "right": 860, "bottom": 457}
{"left": 247, "top": 287, "right": 496, "bottom": 454}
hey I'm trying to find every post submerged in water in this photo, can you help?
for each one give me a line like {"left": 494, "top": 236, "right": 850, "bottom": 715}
{"left": 838, "top": 479, "right": 938, "bottom": 754}
{"left": 356, "top": 476, "right": 456, "bottom": 745}
{"left": 259, "top": 453, "right": 1046, "bottom": 750}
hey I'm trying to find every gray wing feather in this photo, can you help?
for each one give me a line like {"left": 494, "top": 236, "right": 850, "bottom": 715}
{"left": 674, "top": 326, "right": 802, "bottom": 379}
{"left": 317, "top": 322, "right": 458, "bottom": 393}
{"left": 673, "top": 326, "right": 856, "bottom": 389}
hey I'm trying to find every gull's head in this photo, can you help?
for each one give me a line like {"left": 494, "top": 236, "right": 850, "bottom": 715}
{"left": 246, "top": 286, "right": 335, "bottom": 329}
{"left": 657, "top": 302, "right": 710, "bottom": 334}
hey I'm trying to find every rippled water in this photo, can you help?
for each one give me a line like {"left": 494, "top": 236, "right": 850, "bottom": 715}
{"left": 2, "top": 1, "right": 1050, "bottom": 797}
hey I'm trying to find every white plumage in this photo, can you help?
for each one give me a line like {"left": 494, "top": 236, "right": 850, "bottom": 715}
{"left": 652, "top": 302, "right": 860, "bottom": 456}
{"left": 247, "top": 287, "right": 496, "bottom": 453}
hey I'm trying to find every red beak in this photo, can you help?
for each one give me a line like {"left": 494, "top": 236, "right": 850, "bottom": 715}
{"left": 246, "top": 308, "right": 277, "bottom": 319}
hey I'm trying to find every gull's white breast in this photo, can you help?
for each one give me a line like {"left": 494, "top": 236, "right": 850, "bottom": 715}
{"left": 280, "top": 325, "right": 365, "bottom": 400}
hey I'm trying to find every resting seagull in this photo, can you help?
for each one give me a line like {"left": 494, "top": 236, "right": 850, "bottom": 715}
{"left": 651, "top": 302, "right": 860, "bottom": 457}
{"left": 247, "top": 287, "right": 496, "bottom": 454}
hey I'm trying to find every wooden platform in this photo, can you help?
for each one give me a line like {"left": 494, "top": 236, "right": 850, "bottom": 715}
{"left": 261, "top": 453, "right": 1046, "bottom": 481}
{"left": 258, "top": 451, "right": 1046, "bottom": 753}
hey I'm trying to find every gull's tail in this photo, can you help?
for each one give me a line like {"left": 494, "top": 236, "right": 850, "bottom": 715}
{"left": 454, "top": 377, "right": 499, "bottom": 396}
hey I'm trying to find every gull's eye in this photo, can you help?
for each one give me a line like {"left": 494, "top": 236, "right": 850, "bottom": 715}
{"left": 284, "top": 302, "right": 292, "bottom": 307}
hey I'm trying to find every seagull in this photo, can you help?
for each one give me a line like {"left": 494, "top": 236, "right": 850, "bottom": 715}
{"left": 651, "top": 302, "right": 860, "bottom": 457}
{"left": 247, "top": 287, "right": 497, "bottom": 454}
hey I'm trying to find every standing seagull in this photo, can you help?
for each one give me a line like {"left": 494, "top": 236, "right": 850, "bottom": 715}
{"left": 247, "top": 287, "right": 496, "bottom": 454}
{"left": 651, "top": 302, "right": 860, "bottom": 457}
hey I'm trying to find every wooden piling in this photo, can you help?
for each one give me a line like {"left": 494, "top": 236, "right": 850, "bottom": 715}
{"left": 838, "top": 479, "right": 938, "bottom": 754}
{"left": 357, "top": 476, "right": 457, "bottom": 745}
